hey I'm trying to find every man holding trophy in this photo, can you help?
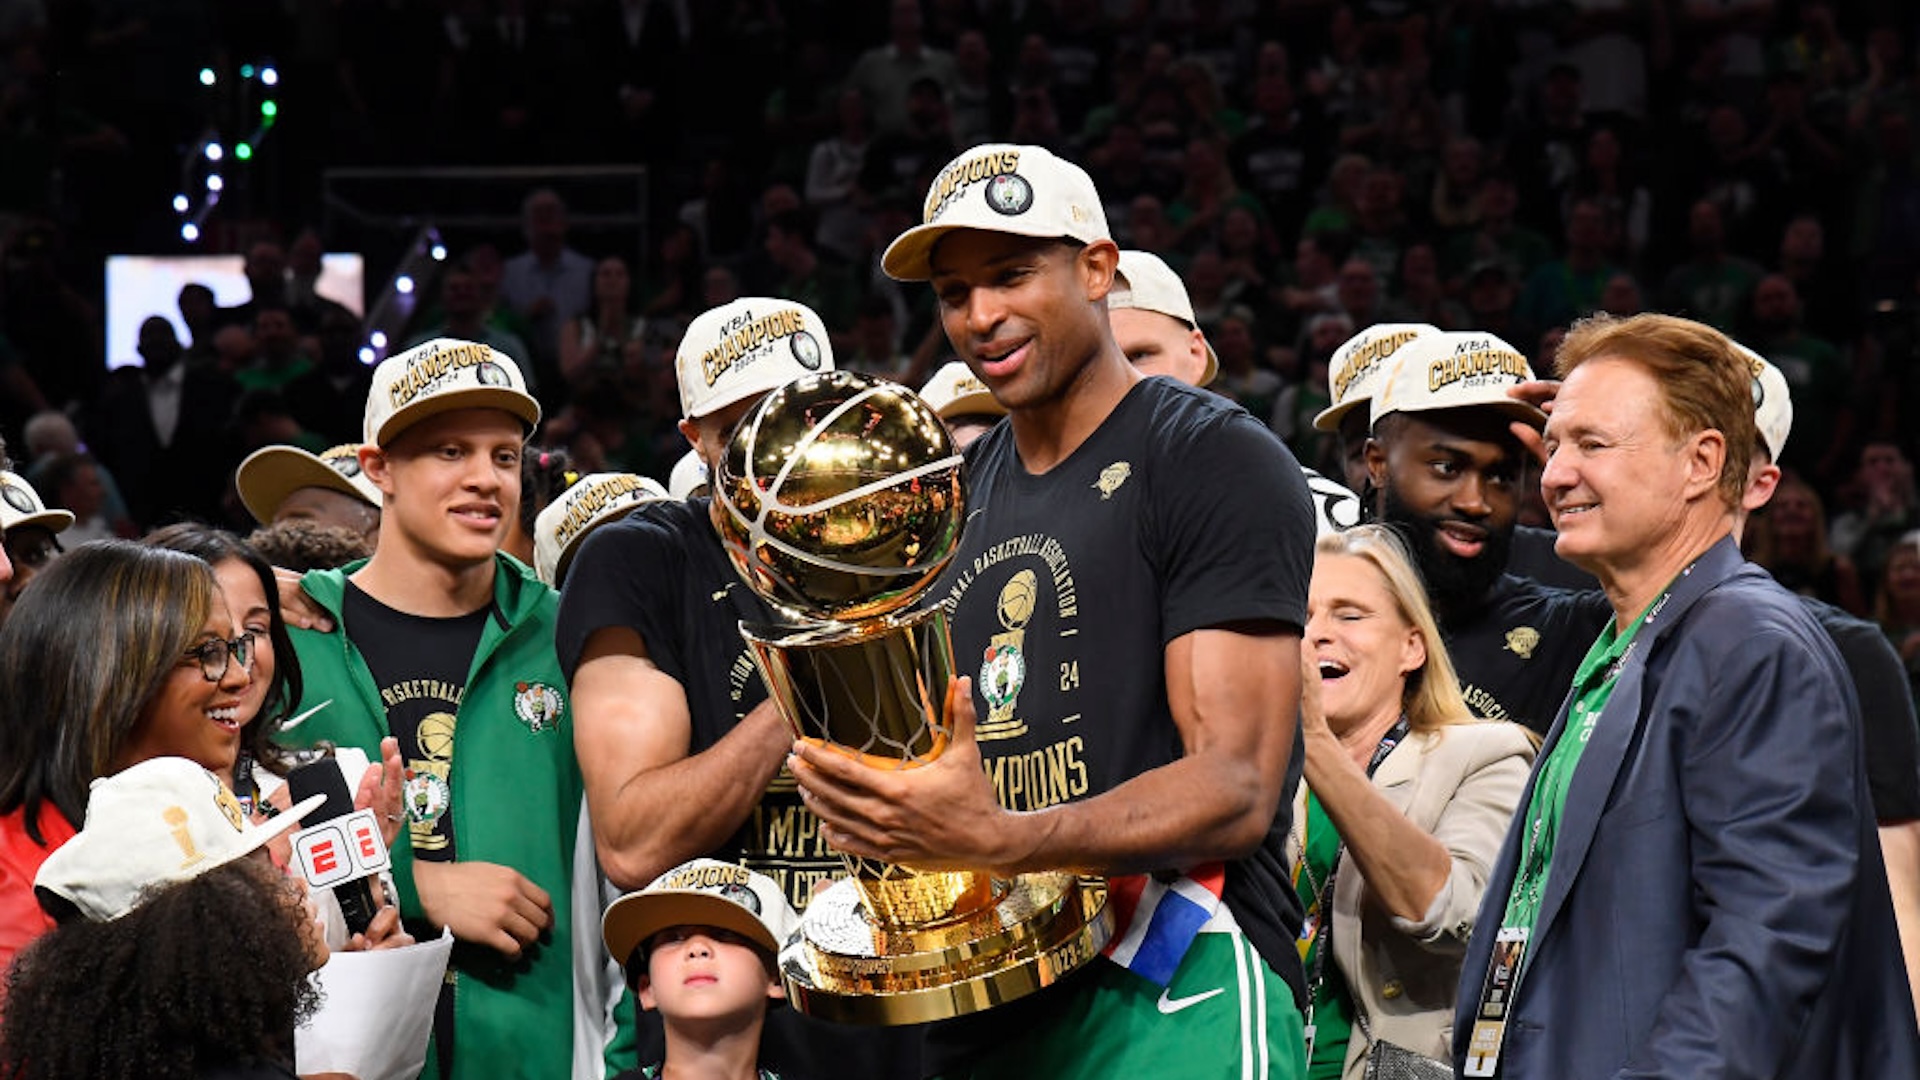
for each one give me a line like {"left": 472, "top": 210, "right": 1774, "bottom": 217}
{"left": 785, "top": 145, "right": 1317, "bottom": 1076}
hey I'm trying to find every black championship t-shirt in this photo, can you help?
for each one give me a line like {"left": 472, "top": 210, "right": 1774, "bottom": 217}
{"left": 555, "top": 498, "right": 925, "bottom": 1080}
{"left": 1806, "top": 597, "right": 1920, "bottom": 821}
{"left": 1444, "top": 573, "right": 1612, "bottom": 734}
{"left": 555, "top": 497, "right": 854, "bottom": 908}
{"left": 937, "top": 377, "right": 1315, "bottom": 996}
{"left": 342, "top": 580, "right": 491, "bottom": 862}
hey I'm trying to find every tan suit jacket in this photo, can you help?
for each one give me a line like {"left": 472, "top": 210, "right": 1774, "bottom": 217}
{"left": 1288, "top": 720, "right": 1536, "bottom": 1080}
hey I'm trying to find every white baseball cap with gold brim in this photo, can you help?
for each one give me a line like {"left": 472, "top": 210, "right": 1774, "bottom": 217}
{"left": 1369, "top": 330, "right": 1546, "bottom": 430}
{"left": 532, "top": 471, "right": 670, "bottom": 586}
{"left": 235, "top": 442, "right": 383, "bottom": 524}
{"left": 0, "top": 470, "right": 73, "bottom": 535}
{"left": 882, "top": 144, "right": 1111, "bottom": 282}
{"left": 602, "top": 857, "right": 799, "bottom": 979}
{"left": 1108, "top": 250, "right": 1219, "bottom": 386}
{"left": 363, "top": 338, "right": 540, "bottom": 448}
{"left": 1312, "top": 323, "right": 1439, "bottom": 433}
{"left": 675, "top": 299, "right": 835, "bottom": 421}
{"left": 919, "top": 361, "right": 1007, "bottom": 421}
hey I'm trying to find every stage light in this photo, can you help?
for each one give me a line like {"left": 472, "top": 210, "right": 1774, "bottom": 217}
{"left": 241, "top": 64, "right": 256, "bottom": 79}
{"left": 206, "top": 175, "right": 224, "bottom": 193}
{"left": 430, "top": 244, "right": 448, "bottom": 261}
{"left": 395, "top": 275, "right": 415, "bottom": 295}
{"left": 359, "top": 346, "right": 377, "bottom": 364}
{"left": 199, "top": 68, "right": 216, "bottom": 86}
{"left": 173, "top": 194, "right": 190, "bottom": 213}
{"left": 261, "top": 101, "right": 277, "bottom": 119}
{"left": 182, "top": 223, "right": 200, "bottom": 242}
{"left": 261, "top": 67, "right": 279, "bottom": 86}
{"left": 370, "top": 331, "right": 389, "bottom": 349}
{"left": 205, "top": 142, "right": 223, "bottom": 162}
{"left": 235, "top": 143, "right": 253, "bottom": 160}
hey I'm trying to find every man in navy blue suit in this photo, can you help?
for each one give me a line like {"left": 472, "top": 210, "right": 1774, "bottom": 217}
{"left": 1453, "top": 312, "right": 1920, "bottom": 1079}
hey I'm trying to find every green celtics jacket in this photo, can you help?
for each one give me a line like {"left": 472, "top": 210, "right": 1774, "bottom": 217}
{"left": 282, "top": 555, "right": 585, "bottom": 1080}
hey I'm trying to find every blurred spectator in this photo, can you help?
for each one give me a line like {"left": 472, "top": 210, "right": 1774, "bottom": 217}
{"left": 641, "top": 222, "right": 704, "bottom": 323}
{"left": 948, "top": 29, "right": 1007, "bottom": 148}
{"left": 1167, "top": 136, "right": 1263, "bottom": 252}
{"left": 1464, "top": 259, "right": 1523, "bottom": 343}
{"left": 283, "top": 227, "right": 356, "bottom": 335}
{"left": 406, "top": 265, "right": 534, "bottom": 387}
{"left": 846, "top": 0, "right": 956, "bottom": 138}
{"left": 841, "top": 297, "right": 914, "bottom": 382}
{"left": 1833, "top": 441, "right": 1920, "bottom": 592}
{"left": 1208, "top": 308, "right": 1281, "bottom": 421}
{"left": 1302, "top": 151, "right": 1370, "bottom": 237}
{"left": 1440, "top": 171, "right": 1552, "bottom": 287}
{"left": 20, "top": 410, "right": 130, "bottom": 527}
{"left": 1395, "top": 243, "right": 1467, "bottom": 330}
{"left": 1229, "top": 72, "right": 1330, "bottom": 232}
{"left": 1683, "top": 104, "right": 1780, "bottom": 257}
{"left": 176, "top": 283, "right": 220, "bottom": 369}
{"left": 1874, "top": 531, "right": 1920, "bottom": 684}
{"left": 216, "top": 240, "right": 289, "bottom": 332}
{"left": 1507, "top": 62, "right": 1590, "bottom": 236}
{"left": 1661, "top": 199, "right": 1763, "bottom": 331}
{"left": 559, "top": 256, "right": 646, "bottom": 393}
{"left": 39, "top": 452, "right": 125, "bottom": 543}
{"left": 85, "top": 316, "right": 237, "bottom": 529}
{"left": 1429, "top": 135, "right": 1485, "bottom": 232}
{"left": 234, "top": 305, "right": 317, "bottom": 394}
{"left": 1563, "top": 125, "right": 1653, "bottom": 267}
{"left": 1334, "top": 255, "right": 1409, "bottom": 328}
{"left": 1517, "top": 197, "right": 1621, "bottom": 342}
{"left": 1599, "top": 271, "right": 1647, "bottom": 318}
{"left": 501, "top": 187, "right": 592, "bottom": 391}
{"left": 283, "top": 305, "right": 374, "bottom": 446}
{"left": 763, "top": 209, "right": 857, "bottom": 350}
{"left": 1747, "top": 471, "right": 1867, "bottom": 617}
{"left": 1561, "top": 0, "right": 1653, "bottom": 121}
{"left": 859, "top": 76, "right": 956, "bottom": 206}
{"left": 1349, "top": 164, "right": 1411, "bottom": 282}
{"left": 1774, "top": 214, "right": 1851, "bottom": 343}
{"left": 1746, "top": 274, "right": 1849, "bottom": 480}
{"left": 805, "top": 89, "right": 875, "bottom": 264}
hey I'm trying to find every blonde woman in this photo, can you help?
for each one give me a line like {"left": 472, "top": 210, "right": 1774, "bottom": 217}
{"left": 1291, "top": 525, "right": 1536, "bottom": 1079}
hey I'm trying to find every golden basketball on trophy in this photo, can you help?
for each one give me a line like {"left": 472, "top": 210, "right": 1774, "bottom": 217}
{"left": 710, "top": 369, "right": 1111, "bottom": 1025}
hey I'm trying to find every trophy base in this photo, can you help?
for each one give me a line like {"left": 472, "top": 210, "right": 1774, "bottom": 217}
{"left": 780, "top": 872, "right": 1111, "bottom": 1026}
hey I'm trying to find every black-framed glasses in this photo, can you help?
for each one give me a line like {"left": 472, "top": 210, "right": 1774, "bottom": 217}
{"left": 183, "top": 632, "right": 256, "bottom": 682}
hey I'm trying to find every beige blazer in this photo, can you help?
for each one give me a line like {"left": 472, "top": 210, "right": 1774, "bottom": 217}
{"left": 1287, "top": 720, "right": 1537, "bottom": 1080}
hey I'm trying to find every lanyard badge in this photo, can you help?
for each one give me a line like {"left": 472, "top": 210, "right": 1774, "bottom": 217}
{"left": 1462, "top": 926, "right": 1528, "bottom": 1077}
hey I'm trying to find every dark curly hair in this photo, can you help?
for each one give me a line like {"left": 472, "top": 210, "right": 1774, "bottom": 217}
{"left": 0, "top": 858, "right": 321, "bottom": 1080}
{"left": 143, "top": 524, "right": 304, "bottom": 782}
{"left": 244, "top": 519, "right": 374, "bottom": 572}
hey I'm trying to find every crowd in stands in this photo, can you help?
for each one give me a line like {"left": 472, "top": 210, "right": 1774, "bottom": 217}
{"left": 4, "top": 0, "right": 1920, "bottom": 658}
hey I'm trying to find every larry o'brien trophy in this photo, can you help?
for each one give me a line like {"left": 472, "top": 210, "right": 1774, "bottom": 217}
{"left": 711, "top": 369, "right": 1111, "bottom": 1025}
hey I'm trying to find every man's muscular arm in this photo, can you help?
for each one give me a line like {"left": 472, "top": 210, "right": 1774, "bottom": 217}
{"left": 793, "top": 622, "right": 1300, "bottom": 876}
{"left": 571, "top": 625, "right": 791, "bottom": 890}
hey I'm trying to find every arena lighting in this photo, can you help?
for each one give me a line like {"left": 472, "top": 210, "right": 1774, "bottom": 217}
{"left": 172, "top": 194, "right": 190, "bottom": 213}
{"left": 170, "top": 60, "right": 282, "bottom": 243}
{"left": 205, "top": 142, "right": 224, "bottom": 162}
{"left": 199, "top": 68, "right": 215, "bottom": 86}
{"left": 395, "top": 275, "right": 415, "bottom": 295}
{"left": 240, "top": 64, "right": 255, "bottom": 79}
{"left": 370, "top": 331, "right": 388, "bottom": 349}
{"left": 181, "top": 223, "right": 200, "bottom": 242}
{"left": 235, "top": 142, "right": 253, "bottom": 160}
{"left": 261, "top": 101, "right": 277, "bottom": 119}
{"left": 261, "top": 67, "right": 279, "bottom": 86}
{"left": 358, "top": 346, "right": 377, "bottom": 364}
{"left": 430, "top": 244, "right": 448, "bottom": 261}
{"left": 206, "top": 174, "right": 224, "bottom": 193}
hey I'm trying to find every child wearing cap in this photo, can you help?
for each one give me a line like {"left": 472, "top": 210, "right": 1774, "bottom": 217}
{"left": 1, "top": 757, "right": 329, "bottom": 1079}
{"left": 603, "top": 858, "right": 799, "bottom": 1080}
{"left": 275, "top": 338, "right": 593, "bottom": 1080}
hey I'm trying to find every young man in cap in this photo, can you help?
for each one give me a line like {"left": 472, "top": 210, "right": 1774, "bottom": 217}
{"left": 278, "top": 338, "right": 587, "bottom": 1080}
{"left": 794, "top": 143, "right": 1315, "bottom": 1077}
{"left": 557, "top": 300, "right": 920, "bottom": 1077}
{"left": 0, "top": 469, "right": 71, "bottom": 628}
{"left": 1362, "top": 330, "right": 1610, "bottom": 733}
{"left": 601, "top": 859, "right": 800, "bottom": 1080}
{"left": 235, "top": 441, "right": 383, "bottom": 550}
{"left": 1105, "top": 249, "right": 1219, "bottom": 388}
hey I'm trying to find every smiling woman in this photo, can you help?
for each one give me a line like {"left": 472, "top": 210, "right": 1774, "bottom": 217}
{"left": 1291, "top": 525, "right": 1536, "bottom": 1080}
{"left": 0, "top": 541, "right": 225, "bottom": 970}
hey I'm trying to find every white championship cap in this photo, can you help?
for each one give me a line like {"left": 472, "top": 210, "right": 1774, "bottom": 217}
{"left": 0, "top": 470, "right": 73, "bottom": 535}
{"left": 363, "top": 338, "right": 540, "bottom": 447}
{"left": 1108, "top": 250, "right": 1219, "bottom": 386}
{"left": 882, "top": 144, "right": 1111, "bottom": 282}
{"left": 667, "top": 448, "right": 710, "bottom": 501}
{"left": 1370, "top": 330, "right": 1546, "bottom": 430}
{"left": 602, "top": 857, "right": 799, "bottom": 976}
{"left": 919, "top": 361, "right": 1007, "bottom": 421}
{"left": 675, "top": 298, "right": 835, "bottom": 420}
{"left": 1312, "top": 323, "right": 1438, "bottom": 432}
{"left": 1731, "top": 341, "right": 1794, "bottom": 462}
{"left": 532, "top": 471, "right": 669, "bottom": 586}
{"left": 36, "top": 757, "right": 324, "bottom": 922}
{"left": 235, "top": 442, "right": 383, "bottom": 524}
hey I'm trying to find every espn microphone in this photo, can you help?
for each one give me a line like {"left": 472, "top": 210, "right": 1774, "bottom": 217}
{"left": 286, "top": 758, "right": 384, "bottom": 936}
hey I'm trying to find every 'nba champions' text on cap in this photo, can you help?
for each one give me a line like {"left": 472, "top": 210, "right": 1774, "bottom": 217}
{"left": 882, "top": 144, "right": 1111, "bottom": 282}
{"left": 675, "top": 298, "right": 836, "bottom": 420}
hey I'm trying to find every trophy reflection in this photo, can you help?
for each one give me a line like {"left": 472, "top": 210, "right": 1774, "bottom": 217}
{"left": 711, "top": 370, "right": 1110, "bottom": 1026}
